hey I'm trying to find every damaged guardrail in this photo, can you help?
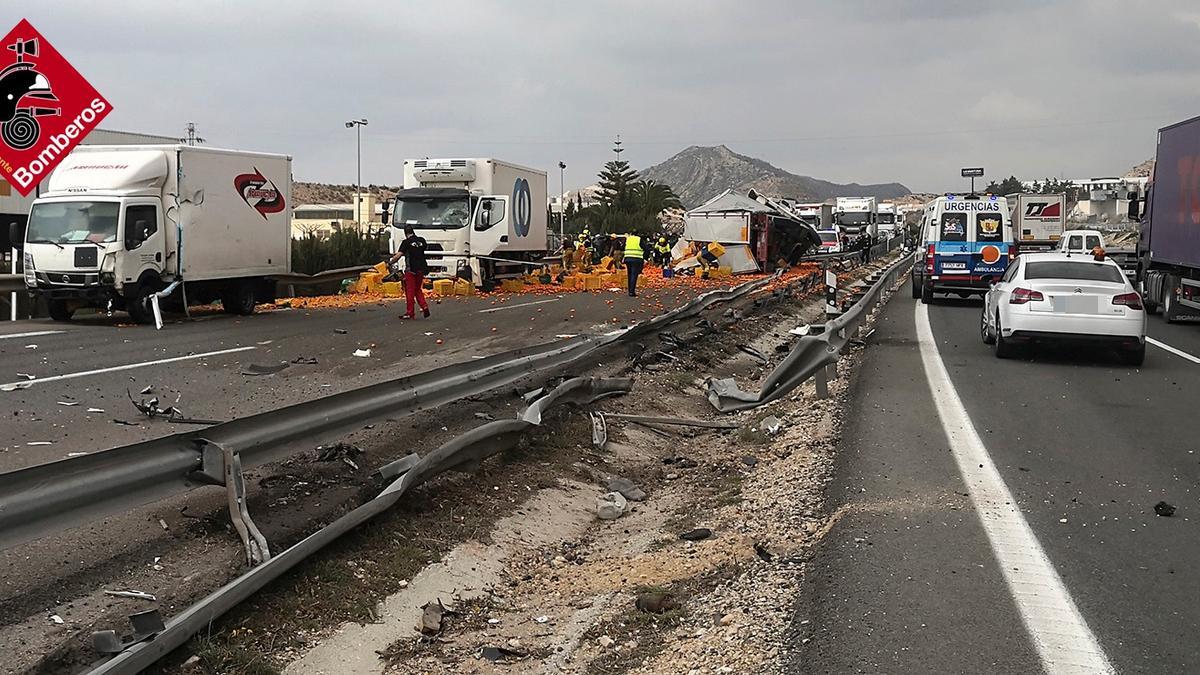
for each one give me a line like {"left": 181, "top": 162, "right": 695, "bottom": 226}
{"left": 0, "top": 273, "right": 778, "bottom": 553}
{"left": 84, "top": 376, "right": 632, "bottom": 675}
{"left": 707, "top": 253, "right": 912, "bottom": 412}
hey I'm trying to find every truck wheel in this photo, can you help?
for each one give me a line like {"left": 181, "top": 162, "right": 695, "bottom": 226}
{"left": 920, "top": 283, "right": 934, "bottom": 304}
{"left": 47, "top": 300, "right": 75, "bottom": 322}
{"left": 910, "top": 275, "right": 921, "bottom": 299}
{"left": 126, "top": 283, "right": 158, "bottom": 325}
{"left": 221, "top": 282, "right": 257, "bottom": 316}
{"left": 1162, "top": 277, "right": 1181, "bottom": 324}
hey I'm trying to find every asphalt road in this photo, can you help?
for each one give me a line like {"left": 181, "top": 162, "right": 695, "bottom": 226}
{"left": 798, "top": 277, "right": 1200, "bottom": 674}
{"left": 0, "top": 281, "right": 698, "bottom": 472}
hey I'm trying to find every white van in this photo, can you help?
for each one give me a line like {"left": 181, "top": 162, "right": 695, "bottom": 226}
{"left": 911, "top": 194, "right": 1012, "bottom": 302}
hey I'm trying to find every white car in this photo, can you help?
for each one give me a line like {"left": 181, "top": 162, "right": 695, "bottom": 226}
{"left": 980, "top": 252, "right": 1146, "bottom": 365}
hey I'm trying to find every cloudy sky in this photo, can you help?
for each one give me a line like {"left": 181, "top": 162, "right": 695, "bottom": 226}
{"left": 24, "top": 1, "right": 1200, "bottom": 193}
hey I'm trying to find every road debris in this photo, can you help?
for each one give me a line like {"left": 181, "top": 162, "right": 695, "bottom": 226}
{"left": 680, "top": 527, "right": 713, "bottom": 541}
{"left": 606, "top": 476, "right": 646, "bottom": 502}
{"left": 635, "top": 591, "right": 679, "bottom": 614}
{"left": 1, "top": 382, "right": 33, "bottom": 392}
{"left": 418, "top": 600, "right": 452, "bottom": 635}
{"left": 738, "top": 344, "right": 769, "bottom": 365}
{"left": 479, "top": 645, "right": 528, "bottom": 663}
{"left": 663, "top": 455, "right": 699, "bottom": 469}
{"left": 352, "top": 348, "right": 371, "bottom": 358}
{"left": 24, "top": 344, "right": 37, "bottom": 350}
{"left": 754, "top": 542, "right": 774, "bottom": 562}
{"left": 103, "top": 590, "right": 158, "bottom": 602}
{"left": 315, "top": 442, "right": 364, "bottom": 471}
{"left": 291, "top": 356, "right": 319, "bottom": 365}
{"left": 741, "top": 455, "right": 759, "bottom": 467}
{"left": 27, "top": 441, "right": 53, "bottom": 446}
{"left": 87, "top": 408, "right": 105, "bottom": 413}
{"left": 241, "top": 362, "right": 290, "bottom": 376}
{"left": 49, "top": 614, "right": 64, "bottom": 625}
{"left": 596, "top": 491, "right": 628, "bottom": 520}
{"left": 56, "top": 401, "right": 79, "bottom": 406}
{"left": 1154, "top": 501, "right": 1177, "bottom": 517}
{"left": 15, "top": 373, "right": 35, "bottom": 380}
{"left": 602, "top": 413, "right": 739, "bottom": 429}
{"left": 761, "top": 415, "right": 783, "bottom": 435}
{"left": 334, "top": 328, "right": 348, "bottom": 335}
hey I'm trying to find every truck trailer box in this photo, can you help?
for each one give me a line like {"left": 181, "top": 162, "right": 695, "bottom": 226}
{"left": 1143, "top": 116, "right": 1200, "bottom": 269}
{"left": 1008, "top": 193, "right": 1065, "bottom": 249}
{"left": 22, "top": 145, "right": 291, "bottom": 322}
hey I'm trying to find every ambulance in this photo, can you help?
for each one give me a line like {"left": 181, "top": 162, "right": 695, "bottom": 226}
{"left": 911, "top": 194, "right": 1013, "bottom": 303}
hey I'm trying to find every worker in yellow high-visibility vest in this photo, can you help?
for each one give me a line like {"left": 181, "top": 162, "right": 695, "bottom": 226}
{"left": 621, "top": 233, "right": 644, "bottom": 297}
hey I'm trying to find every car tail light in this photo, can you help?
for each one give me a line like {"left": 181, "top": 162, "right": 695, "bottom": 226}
{"left": 1112, "top": 292, "right": 1143, "bottom": 310}
{"left": 1009, "top": 287, "right": 1045, "bottom": 304}
{"left": 1008, "top": 244, "right": 1016, "bottom": 261}
{"left": 926, "top": 244, "right": 935, "bottom": 274}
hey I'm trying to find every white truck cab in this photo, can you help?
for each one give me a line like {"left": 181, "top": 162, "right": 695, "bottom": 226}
{"left": 834, "top": 196, "right": 877, "bottom": 239}
{"left": 385, "top": 158, "right": 548, "bottom": 289}
{"left": 1058, "top": 229, "right": 1105, "bottom": 255}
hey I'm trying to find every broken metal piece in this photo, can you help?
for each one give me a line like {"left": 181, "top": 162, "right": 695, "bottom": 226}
{"left": 241, "top": 362, "right": 290, "bottom": 376}
{"left": 377, "top": 453, "right": 420, "bottom": 481}
{"left": 590, "top": 412, "right": 608, "bottom": 450}
{"left": 202, "top": 441, "right": 270, "bottom": 567}
{"left": 103, "top": 590, "right": 157, "bottom": 602}
{"left": 600, "top": 413, "right": 738, "bottom": 429}
{"left": 737, "top": 344, "right": 769, "bottom": 365}
{"left": 92, "top": 609, "right": 165, "bottom": 655}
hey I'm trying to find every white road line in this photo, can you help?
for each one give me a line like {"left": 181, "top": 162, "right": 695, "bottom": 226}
{"left": 0, "top": 330, "right": 65, "bottom": 340}
{"left": 478, "top": 298, "right": 561, "bottom": 314}
{"left": 0, "top": 346, "right": 256, "bottom": 389}
{"left": 915, "top": 303, "right": 1114, "bottom": 675}
{"left": 1147, "top": 336, "right": 1200, "bottom": 364}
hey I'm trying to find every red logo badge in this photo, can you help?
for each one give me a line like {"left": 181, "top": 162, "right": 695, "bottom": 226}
{"left": 234, "top": 167, "right": 285, "bottom": 219}
{"left": 980, "top": 245, "right": 1002, "bottom": 264}
{"left": 0, "top": 19, "right": 112, "bottom": 195}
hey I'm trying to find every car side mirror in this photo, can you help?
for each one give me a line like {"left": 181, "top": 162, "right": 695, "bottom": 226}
{"left": 8, "top": 221, "right": 23, "bottom": 250}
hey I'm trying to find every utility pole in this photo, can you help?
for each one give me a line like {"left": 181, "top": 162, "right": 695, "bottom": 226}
{"left": 345, "top": 119, "right": 368, "bottom": 229}
{"left": 613, "top": 134, "right": 623, "bottom": 161}
{"left": 558, "top": 161, "right": 566, "bottom": 243}
{"left": 183, "top": 122, "right": 205, "bottom": 146}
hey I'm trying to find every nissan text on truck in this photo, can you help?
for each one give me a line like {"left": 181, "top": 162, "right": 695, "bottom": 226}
{"left": 1137, "top": 114, "right": 1200, "bottom": 322}
{"left": 835, "top": 196, "right": 877, "bottom": 239}
{"left": 13, "top": 145, "right": 291, "bottom": 323}
{"left": 1008, "top": 192, "right": 1066, "bottom": 253}
{"left": 383, "top": 158, "right": 548, "bottom": 290}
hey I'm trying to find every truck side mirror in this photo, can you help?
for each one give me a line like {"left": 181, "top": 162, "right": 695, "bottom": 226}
{"left": 9, "top": 221, "right": 23, "bottom": 250}
{"left": 1127, "top": 199, "right": 1140, "bottom": 221}
{"left": 380, "top": 201, "right": 390, "bottom": 225}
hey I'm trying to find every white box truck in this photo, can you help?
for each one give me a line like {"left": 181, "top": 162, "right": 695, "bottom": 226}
{"left": 1008, "top": 192, "right": 1066, "bottom": 253}
{"left": 14, "top": 145, "right": 291, "bottom": 322}
{"left": 876, "top": 202, "right": 899, "bottom": 238}
{"left": 383, "top": 158, "right": 548, "bottom": 289}
{"left": 835, "top": 196, "right": 877, "bottom": 238}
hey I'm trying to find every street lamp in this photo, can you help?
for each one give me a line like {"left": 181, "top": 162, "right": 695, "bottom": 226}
{"left": 345, "top": 118, "right": 368, "bottom": 229}
{"left": 558, "top": 161, "right": 566, "bottom": 244}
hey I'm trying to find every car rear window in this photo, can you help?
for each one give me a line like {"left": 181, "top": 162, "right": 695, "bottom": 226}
{"left": 1025, "top": 261, "right": 1124, "bottom": 283}
{"left": 819, "top": 232, "right": 837, "bottom": 243}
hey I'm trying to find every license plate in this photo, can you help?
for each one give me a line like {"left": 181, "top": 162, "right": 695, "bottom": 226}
{"left": 1054, "top": 296, "right": 1098, "bottom": 314}
{"left": 942, "top": 262, "right": 966, "bottom": 270}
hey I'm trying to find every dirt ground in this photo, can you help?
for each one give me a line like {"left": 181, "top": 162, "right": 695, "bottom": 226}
{"left": 163, "top": 256, "right": 901, "bottom": 675}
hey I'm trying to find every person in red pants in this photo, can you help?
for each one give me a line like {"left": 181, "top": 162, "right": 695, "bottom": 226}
{"left": 389, "top": 225, "right": 431, "bottom": 319}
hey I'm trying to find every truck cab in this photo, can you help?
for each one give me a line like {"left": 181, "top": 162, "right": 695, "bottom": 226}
{"left": 21, "top": 155, "right": 170, "bottom": 321}
{"left": 834, "top": 196, "right": 878, "bottom": 239}
{"left": 389, "top": 158, "right": 547, "bottom": 289}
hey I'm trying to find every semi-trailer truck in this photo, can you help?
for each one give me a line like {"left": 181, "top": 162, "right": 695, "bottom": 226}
{"left": 835, "top": 196, "right": 877, "bottom": 238}
{"left": 1137, "top": 115, "right": 1200, "bottom": 322}
{"left": 12, "top": 145, "right": 292, "bottom": 323}
{"left": 383, "top": 158, "right": 548, "bottom": 290}
{"left": 1008, "top": 192, "right": 1066, "bottom": 253}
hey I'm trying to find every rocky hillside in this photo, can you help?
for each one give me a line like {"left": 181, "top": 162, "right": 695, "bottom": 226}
{"left": 1125, "top": 159, "right": 1154, "bottom": 178}
{"left": 640, "top": 145, "right": 910, "bottom": 209}
{"left": 293, "top": 182, "right": 400, "bottom": 206}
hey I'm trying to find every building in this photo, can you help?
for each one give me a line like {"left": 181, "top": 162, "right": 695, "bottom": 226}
{"left": 291, "top": 193, "right": 383, "bottom": 239}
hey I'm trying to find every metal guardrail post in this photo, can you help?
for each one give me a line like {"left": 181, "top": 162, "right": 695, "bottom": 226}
{"left": 814, "top": 364, "right": 829, "bottom": 399}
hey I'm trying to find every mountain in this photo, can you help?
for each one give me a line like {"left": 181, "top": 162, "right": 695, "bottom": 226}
{"left": 639, "top": 145, "right": 910, "bottom": 209}
{"left": 1124, "top": 158, "right": 1154, "bottom": 178}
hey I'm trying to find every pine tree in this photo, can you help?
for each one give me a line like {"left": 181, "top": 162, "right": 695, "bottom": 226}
{"left": 596, "top": 159, "right": 640, "bottom": 214}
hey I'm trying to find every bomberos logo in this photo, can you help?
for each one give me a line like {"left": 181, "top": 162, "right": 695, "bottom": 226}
{"left": 0, "top": 19, "right": 112, "bottom": 195}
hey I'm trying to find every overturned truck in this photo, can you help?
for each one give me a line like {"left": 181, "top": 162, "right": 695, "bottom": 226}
{"left": 677, "top": 189, "right": 821, "bottom": 273}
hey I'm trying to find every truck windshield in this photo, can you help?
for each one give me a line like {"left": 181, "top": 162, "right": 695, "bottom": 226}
{"left": 27, "top": 201, "right": 119, "bottom": 244}
{"left": 877, "top": 213, "right": 896, "bottom": 224}
{"left": 818, "top": 232, "right": 838, "bottom": 244}
{"left": 395, "top": 197, "right": 471, "bottom": 230}
{"left": 837, "top": 212, "right": 870, "bottom": 225}
{"left": 798, "top": 215, "right": 820, "bottom": 227}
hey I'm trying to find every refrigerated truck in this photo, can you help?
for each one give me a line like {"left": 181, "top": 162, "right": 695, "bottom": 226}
{"left": 835, "top": 196, "right": 877, "bottom": 238}
{"left": 876, "top": 202, "right": 899, "bottom": 238}
{"left": 1137, "top": 115, "right": 1200, "bottom": 321}
{"left": 13, "top": 145, "right": 291, "bottom": 322}
{"left": 384, "top": 158, "right": 548, "bottom": 289}
{"left": 1008, "top": 192, "right": 1066, "bottom": 253}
